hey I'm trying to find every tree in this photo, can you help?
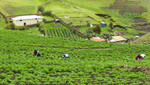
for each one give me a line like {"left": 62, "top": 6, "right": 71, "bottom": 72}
{"left": 5, "top": 22, "right": 15, "bottom": 30}
{"left": 92, "top": 24, "right": 101, "bottom": 34}
{"left": 109, "top": 22, "right": 113, "bottom": 29}
{"left": 38, "top": 5, "right": 44, "bottom": 13}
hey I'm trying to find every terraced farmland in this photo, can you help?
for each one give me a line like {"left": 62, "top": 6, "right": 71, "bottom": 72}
{"left": 47, "top": 29, "right": 81, "bottom": 39}
{"left": 45, "top": 22, "right": 81, "bottom": 39}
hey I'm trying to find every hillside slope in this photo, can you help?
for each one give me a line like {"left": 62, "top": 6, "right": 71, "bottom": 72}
{"left": 0, "top": 29, "right": 150, "bottom": 84}
{"left": 132, "top": 33, "right": 150, "bottom": 45}
{"left": 0, "top": 0, "right": 42, "bottom": 16}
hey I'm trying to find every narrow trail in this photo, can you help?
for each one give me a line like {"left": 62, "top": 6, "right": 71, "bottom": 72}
{"left": 58, "top": 0, "right": 84, "bottom": 12}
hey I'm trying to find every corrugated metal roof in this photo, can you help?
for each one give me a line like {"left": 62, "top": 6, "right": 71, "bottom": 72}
{"left": 11, "top": 15, "right": 44, "bottom": 21}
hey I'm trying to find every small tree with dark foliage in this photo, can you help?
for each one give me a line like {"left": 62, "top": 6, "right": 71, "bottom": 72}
{"left": 92, "top": 24, "right": 101, "bottom": 34}
{"left": 5, "top": 22, "right": 15, "bottom": 30}
{"left": 38, "top": 5, "right": 44, "bottom": 13}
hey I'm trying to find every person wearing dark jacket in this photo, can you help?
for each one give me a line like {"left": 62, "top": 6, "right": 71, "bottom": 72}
{"left": 32, "top": 50, "right": 41, "bottom": 56}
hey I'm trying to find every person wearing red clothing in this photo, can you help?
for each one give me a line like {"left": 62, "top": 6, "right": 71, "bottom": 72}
{"left": 136, "top": 54, "right": 146, "bottom": 60}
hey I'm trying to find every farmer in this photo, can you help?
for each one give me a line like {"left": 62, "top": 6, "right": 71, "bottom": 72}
{"left": 62, "top": 54, "right": 70, "bottom": 59}
{"left": 100, "top": 21, "right": 107, "bottom": 27}
{"left": 32, "top": 50, "right": 41, "bottom": 56}
{"left": 135, "top": 54, "right": 146, "bottom": 60}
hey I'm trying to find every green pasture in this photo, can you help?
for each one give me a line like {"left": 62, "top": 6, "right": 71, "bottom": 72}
{"left": 43, "top": 0, "right": 109, "bottom": 25}
{"left": 79, "top": 26, "right": 90, "bottom": 33}
{"left": 61, "top": 17, "right": 98, "bottom": 26}
{"left": 63, "top": 0, "right": 150, "bottom": 26}
{"left": 44, "top": 0, "right": 85, "bottom": 17}
{"left": 43, "top": 16, "right": 54, "bottom": 21}
{"left": 0, "top": 0, "right": 149, "bottom": 27}
{"left": 0, "top": 0, "right": 42, "bottom": 16}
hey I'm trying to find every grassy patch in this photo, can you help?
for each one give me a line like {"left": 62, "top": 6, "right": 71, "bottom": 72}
{"left": 113, "top": 27, "right": 126, "bottom": 32}
{"left": 43, "top": 16, "right": 54, "bottom": 21}
{"left": 132, "top": 33, "right": 150, "bottom": 45}
{"left": 126, "top": 28, "right": 138, "bottom": 35}
{"left": 79, "top": 26, "right": 90, "bottom": 33}
{"left": 62, "top": 17, "right": 98, "bottom": 26}
{"left": 0, "top": 15, "right": 6, "bottom": 29}
{"left": 100, "top": 27, "right": 112, "bottom": 36}
{"left": 0, "top": 0, "right": 42, "bottom": 16}
{"left": 25, "top": 26, "right": 42, "bottom": 36}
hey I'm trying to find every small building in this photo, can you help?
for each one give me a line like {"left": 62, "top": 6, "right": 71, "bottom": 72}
{"left": 11, "top": 15, "right": 44, "bottom": 26}
{"left": 90, "top": 37, "right": 106, "bottom": 42}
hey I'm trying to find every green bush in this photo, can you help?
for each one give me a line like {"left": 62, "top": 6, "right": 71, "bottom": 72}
{"left": 38, "top": 5, "right": 44, "bottom": 13}
{"left": 5, "top": 22, "right": 15, "bottom": 30}
{"left": 109, "top": 21, "right": 113, "bottom": 29}
{"left": 86, "top": 28, "right": 93, "bottom": 34}
{"left": 92, "top": 24, "right": 101, "bottom": 34}
{"left": 39, "top": 22, "right": 45, "bottom": 34}
{"left": 43, "top": 18, "right": 47, "bottom": 22}
{"left": 42, "top": 11, "right": 52, "bottom": 16}
{"left": 15, "top": 26, "right": 28, "bottom": 30}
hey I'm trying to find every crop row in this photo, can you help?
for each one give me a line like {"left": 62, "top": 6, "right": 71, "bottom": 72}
{"left": 47, "top": 29, "right": 81, "bottom": 39}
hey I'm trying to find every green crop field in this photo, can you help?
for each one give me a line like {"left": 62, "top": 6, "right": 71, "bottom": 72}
{"left": 0, "top": 28, "right": 150, "bottom": 84}
{"left": 0, "top": 15, "right": 6, "bottom": 29}
{"left": 45, "top": 22, "right": 81, "bottom": 39}
{"left": 0, "top": 0, "right": 150, "bottom": 84}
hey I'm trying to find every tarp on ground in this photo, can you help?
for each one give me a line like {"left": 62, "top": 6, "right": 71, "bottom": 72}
{"left": 90, "top": 37, "right": 106, "bottom": 42}
{"left": 111, "top": 36, "right": 127, "bottom": 42}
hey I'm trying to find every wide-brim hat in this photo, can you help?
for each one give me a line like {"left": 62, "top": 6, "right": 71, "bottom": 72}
{"left": 141, "top": 54, "right": 146, "bottom": 58}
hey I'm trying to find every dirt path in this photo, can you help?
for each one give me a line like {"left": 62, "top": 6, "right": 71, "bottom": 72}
{"left": 58, "top": 0, "right": 84, "bottom": 12}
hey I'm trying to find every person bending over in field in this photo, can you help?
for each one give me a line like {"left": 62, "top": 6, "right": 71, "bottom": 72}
{"left": 135, "top": 54, "right": 146, "bottom": 60}
{"left": 62, "top": 54, "right": 70, "bottom": 59}
{"left": 32, "top": 50, "right": 41, "bottom": 56}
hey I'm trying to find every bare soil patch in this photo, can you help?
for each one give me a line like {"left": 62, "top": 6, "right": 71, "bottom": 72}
{"left": 136, "top": 25, "right": 150, "bottom": 32}
{"left": 137, "top": 33, "right": 146, "bottom": 36}
{"left": 133, "top": 18, "right": 147, "bottom": 23}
